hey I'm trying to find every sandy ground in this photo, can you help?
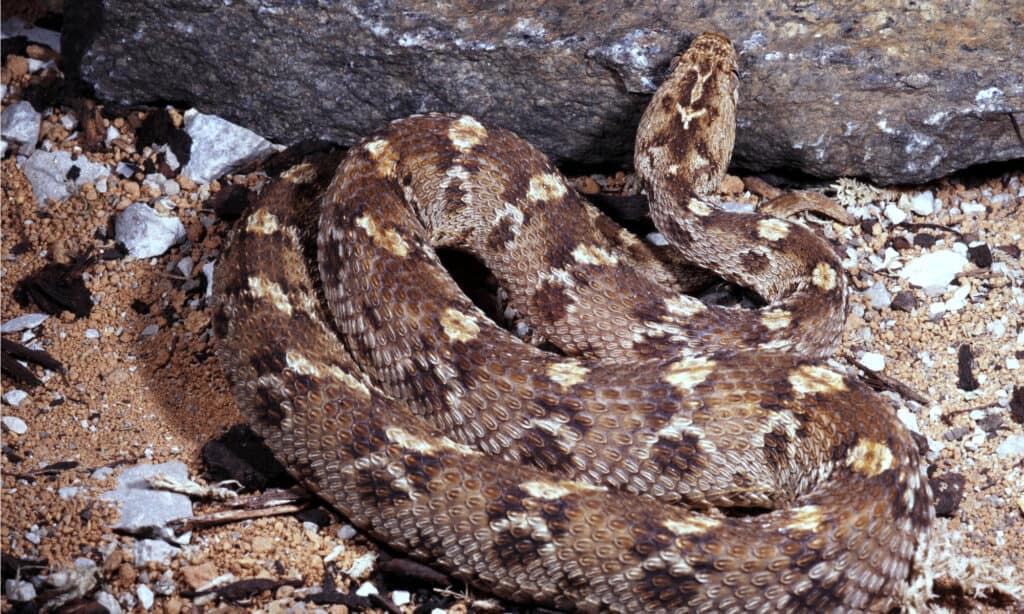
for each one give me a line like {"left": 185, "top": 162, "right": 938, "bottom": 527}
{"left": 2, "top": 54, "right": 1023, "bottom": 613}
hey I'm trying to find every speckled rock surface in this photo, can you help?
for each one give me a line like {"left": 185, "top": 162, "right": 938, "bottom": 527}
{"left": 64, "top": 1, "right": 1023, "bottom": 183}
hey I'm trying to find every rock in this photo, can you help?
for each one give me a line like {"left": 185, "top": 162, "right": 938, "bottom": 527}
{"left": 899, "top": 249, "right": 969, "bottom": 294}
{"left": 863, "top": 280, "right": 892, "bottom": 310}
{"left": 883, "top": 203, "right": 907, "bottom": 226}
{"left": 63, "top": 1, "right": 1023, "bottom": 185}
{"left": 3, "top": 579, "right": 36, "bottom": 602}
{"left": 1, "top": 101, "right": 42, "bottom": 156}
{"left": 929, "top": 472, "right": 965, "bottom": 517}
{"left": 137, "top": 584, "right": 155, "bottom": 610}
{"left": 1, "top": 313, "right": 49, "bottom": 333}
{"left": 1, "top": 415, "right": 28, "bottom": 434}
{"left": 21, "top": 150, "right": 111, "bottom": 207}
{"left": 908, "top": 191, "right": 935, "bottom": 216}
{"left": 859, "top": 352, "right": 886, "bottom": 372}
{"left": 996, "top": 434, "right": 1024, "bottom": 457}
{"left": 3, "top": 389, "right": 29, "bottom": 408}
{"left": 115, "top": 203, "right": 186, "bottom": 259}
{"left": 95, "top": 591, "right": 123, "bottom": 614}
{"left": 180, "top": 110, "right": 277, "bottom": 184}
{"left": 890, "top": 290, "right": 917, "bottom": 312}
{"left": 99, "top": 461, "right": 193, "bottom": 565}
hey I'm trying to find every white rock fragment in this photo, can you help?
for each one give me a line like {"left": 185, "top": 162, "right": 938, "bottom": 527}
{"left": 21, "top": 150, "right": 111, "bottom": 206}
{"left": 1, "top": 101, "right": 42, "bottom": 156}
{"left": 60, "top": 112, "right": 77, "bottom": 131}
{"left": 2, "top": 415, "right": 29, "bottom": 433}
{"left": 943, "top": 284, "right": 971, "bottom": 312}
{"left": 392, "top": 590, "right": 411, "bottom": 606}
{"left": 1, "top": 313, "right": 49, "bottom": 333}
{"left": 863, "top": 280, "right": 892, "bottom": 310}
{"left": 58, "top": 486, "right": 81, "bottom": 499}
{"left": 899, "top": 250, "right": 969, "bottom": 294}
{"left": 860, "top": 352, "right": 886, "bottom": 372}
{"left": 95, "top": 591, "right": 123, "bottom": 614}
{"left": 116, "top": 161, "right": 137, "bottom": 178}
{"left": 180, "top": 109, "right": 277, "bottom": 184}
{"left": 1007, "top": 357, "right": 1020, "bottom": 370}
{"left": 337, "top": 524, "right": 357, "bottom": 540}
{"left": 883, "top": 203, "right": 907, "bottom": 225}
{"left": 137, "top": 584, "right": 155, "bottom": 610}
{"left": 105, "top": 124, "right": 121, "bottom": 145}
{"left": 896, "top": 407, "right": 919, "bottom": 433}
{"left": 3, "top": 579, "right": 36, "bottom": 602}
{"left": 355, "top": 581, "right": 379, "bottom": 597}
{"left": 996, "top": 435, "right": 1024, "bottom": 458}
{"left": 961, "top": 201, "right": 986, "bottom": 214}
{"left": 3, "top": 386, "right": 30, "bottom": 406}
{"left": 115, "top": 203, "right": 186, "bottom": 259}
{"left": 202, "top": 261, "right": 216, "bottom": 299}
{"left": 908, "top": 191, "right": 934, "bottom": 215}
{"left": 1, "top": 18, "right": 61, "bottom": 51}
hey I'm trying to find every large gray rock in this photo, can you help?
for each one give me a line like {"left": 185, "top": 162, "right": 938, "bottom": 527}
{"left": 64, "top": 1, "right": 1022, "bottom": 184}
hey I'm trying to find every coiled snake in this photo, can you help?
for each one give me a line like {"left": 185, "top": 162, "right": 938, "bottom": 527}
{"left": 213, "top": 33, "right": 932, "bottom": 612}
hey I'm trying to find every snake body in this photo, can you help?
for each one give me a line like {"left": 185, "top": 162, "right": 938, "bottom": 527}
{"left": 213, "top": 34, "right": 932, "bottom": 611}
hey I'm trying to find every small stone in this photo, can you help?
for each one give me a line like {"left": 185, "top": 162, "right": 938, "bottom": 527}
{"left": 913, "top": 233, "right": 938, "bottom": 248}
{"left": 908, "top": 191, "right": 934, "bottom": 215}
{"left": 105, "top": 124, "right": 121, "bottom": 144}
{"left": 355, "top": 581, "right": 379, "bottom": 597}
{"left": 3, "top": 579, "right": 36, "bottom": 602}
{"left": 957, "top": 344, "right": 979, "bottom": 392}
{"left": 176, "top": 256, "right": 194, "bottom": 277}
{"left": 890, "top": 290, "right": 917, "bottom": 312}
{"left": 719, "top": 174, "right": 744, "bottom": 194}
{"left": 2, "top": 313, "right": 49, "bottom": 333}
{"left": 140, "top": 323, "right": 161, "bottom": 338}
{"left": 392, "top": 590, "right": 412, "bottom": 606}
{"left": 943, "top": 426, "right": 971, "bottom": 441}
{"left": 961, "top": 201, "right": 986, "bottom": 214}
{"left": 996, "top": 434, "right": 1024, "bottom": 457}
{"left": 95, "top": 591, "right": 123, "bottom": 614}
{"left": 883, "top": 203, "right": 907, "bottom": 225}
{"left": 337, "top": 524, "right": 357, "bottom": 540}
{"left": 863, "top": 280, "right": 892, "bottom": 310}
{"left": 22, "top": 149, "right": 111, "bottom": 206}
{"left": 181, "top": 562, "right": 219, "bottom": 590}
{"left": 859, "top": 352, "right": 886, "bottom": 372}
{"left": 1, "top": 101, "right": 42, "bottom": 156}
{"left": 115, "top": 203, "right": 186, "bottom": 259}
{"left": 180, "top": 109, "right": 277, "bottom": 184}
{"left": 3, "top": 390, "right": 29, "bottom": 408}
{"left": 967, "top": 243, "right": 993, "bottom": 268}
{"left": 85, "top": 328, "right": 101, "bottom": 339}
{"left": 929, "top": 472, "right": 965, "bottom": 517}
{"left": 346, "top": 552, "right": 377, "bottom": 579}
{"left": 899, "top": 249, "right": 969, "bottom": 294}
{"left": 58, "top": 486, "right": 81, "bottom": 499}
{"left": 137, "top": 584, "right": 155, "bottom": 610}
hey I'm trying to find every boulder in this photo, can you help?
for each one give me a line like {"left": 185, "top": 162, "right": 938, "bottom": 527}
{"left": 63, "top": 1, "right": 1023, "bottom": 184}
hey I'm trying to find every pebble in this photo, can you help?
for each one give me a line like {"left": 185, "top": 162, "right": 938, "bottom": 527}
{"left": 961, "top": 201, "right": 986, "bottom": 214}
{"left": 58, "top": 486, "right": 81, "bottom": 499}
{"left": 346, "top": 552, "right": 377, "bottom": 579}
{"left": 85, "top": 328, "right": 101, "bottom": 339}
{"left": 859, "top": 352, "right": 886, "bottom": 372}
{"left": 1, "top": 101, "right": 42, "bottom": 156}
{"left": 3, "top": 579, "right": 36, "bottom": 602}
{"left": 3, "top": 389, "right": 29, "bottom": 407}
{"left": 355, "top": 581, "right": 379, "bottom": 597}
{"left": 2, "top": 415, "right": 28, "bottom": 433}
{"left": 883, "top": 203, "right": 907, "bottom": 225}
{"left": 21, "top": 149, "right": 111, "bottom": 206}
{"left": 115, "top": 203, "right": 186, "bottom": 259}
{"left": 863, "top": 280, "right": 892, "bottom": 310}
{"left": 95, "top": 591, "right": 123, "bottom": 614}
{"left": 337, "top": 524, "right": 357, "bottom": 540}
{"left": 898, "top": 249, "right": 969, "bottom": 295}
{"left": 202, "top": 261, "right": 216, "bottom": 299}
{"left": 137, "top": 584, "right": 155, "bottom": 610}
{"left": 890, "top": 290, "right": 917, "bottom": 312}
{"left": 908, "top": 191, "right": 934, "bottom": 215}
{"left": 180, "top": 109, "right": 277, "bottom": 184}
{"left": 99, "top": 461, "right": 193, "bottom": 565}
{"left": 996, "top": 434, "right": 1024, "bottom": 458}
{"left": 392, "top": 590, "right": 412, "bottom": 606}
{"left": 1, "top": 313, "right": 49, "bottom": 334}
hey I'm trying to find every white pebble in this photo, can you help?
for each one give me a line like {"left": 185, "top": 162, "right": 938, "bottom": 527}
{"left": 863, "top": 280, "right": 892, "bottom": 310}
{"left": 860, "top": 352, "right": 886, "bottom": 372}
{"left": 899, "top": 250, "right": 969, "bottom": 294}
{"left": 896, "top": 407, "right": 919, "bottom": 433}
{"left": 1007, "top": 357, "right": 1020, "bottom": 370}
{"left": 3, "top": 389, "right": 29, "bottom": 407}
{"left": 3, "top": 579, "right": 36, "bottom": 602}
{"left": 1, "top": 313, "right": 49, "bottom": 333}
{"left": 996, "top": 435, "right": 1024, "bottom": 458}
{"left": 909, "top": 191, "right": 934, "bottom": 215}
{"left": 105, "top": 124, "right": 120, "bottom": 145}
{"left": 355, "top": 581, "right": 379, "bottom": 597}
{"left": 115, "top": 203, "right": 186, "bottom": 259}
{"left": 336, "top": 524, "right": 357, "bottom": 540}
{"left": 180, "top": 109, "right": 277, "bottom": 184}
{"left": 986, "top": 319, "right": 1006, "bottom": 339}
{"left": 137, "top": 584, "right": 155, "bottom": 610}
{"left": 392, "top": 590, "right": 411, "bottom": 606}
{"left": 2, "top": 415, "right": 28, "bottom": 434}
{"left": 85, "top": 328, "right": 101, "bottom": 339}
{"left": 883, "top": 203, "right": 907, "bottom": 225}
{"left": 961, "top": 201, "right": 986, "bottom": 214}
{"left": 346, "top": 552, "right": 377, "bottom": 580}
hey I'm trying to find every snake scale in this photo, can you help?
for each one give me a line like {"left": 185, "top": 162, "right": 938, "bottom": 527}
{"left": 213, "top": 33, "right": 932, "bottom": 612}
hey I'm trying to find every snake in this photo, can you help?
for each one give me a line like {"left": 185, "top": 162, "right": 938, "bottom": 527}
{"left": 212, "top": 33, "right": 932, "bottom": 612}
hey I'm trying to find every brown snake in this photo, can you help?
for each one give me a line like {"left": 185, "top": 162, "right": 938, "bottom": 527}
{"left": 213, "top": 33, "right": 932, "bottom": 612}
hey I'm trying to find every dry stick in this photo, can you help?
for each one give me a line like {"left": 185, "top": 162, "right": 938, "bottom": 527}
{"left": 847, "top": 353, "right": 932, "bottom": 405}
